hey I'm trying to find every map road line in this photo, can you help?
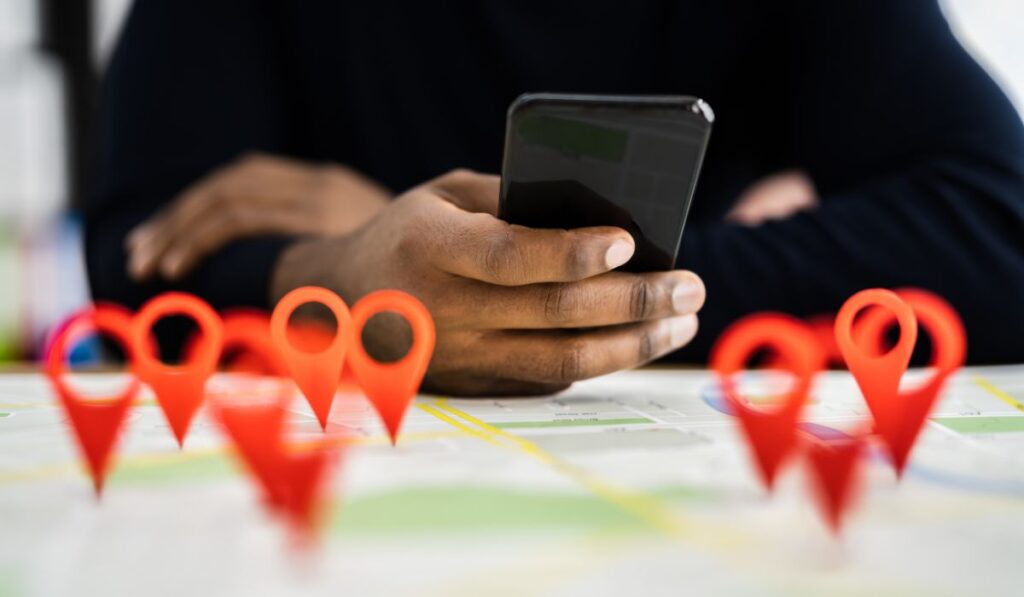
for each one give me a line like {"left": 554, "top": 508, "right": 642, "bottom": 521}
{"left": 425, "top": 398, "right": 747, "bottom": 550}
{"left": 972, "top": 376, "right": 1024, "bottom": 413}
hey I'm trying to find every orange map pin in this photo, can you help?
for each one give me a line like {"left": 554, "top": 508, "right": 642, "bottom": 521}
{"left": 270, "top": 287, "right": 352, "bottom": 430}
{"left": 836, "top": 288, "right": 965, "bottom": 475}
{"left": 348, "top": 290, "right": 435, "bottom": 445}
{"left": 131, "top": 292, "right": 224, "bottom": 446}
{"left": 711, "top": 313, "right": 824, "bottom": 490}
{"left": 46, "top": 305, "right": 140, "bottom": 495}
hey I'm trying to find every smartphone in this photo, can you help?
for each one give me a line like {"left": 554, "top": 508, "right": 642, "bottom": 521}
{"left": 499, "top": 93, "right": 713, "bottom": 271}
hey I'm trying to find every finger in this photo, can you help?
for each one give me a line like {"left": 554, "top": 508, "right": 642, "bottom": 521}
{"left": 156, "top": 209, "right": 241, "bottom": 279}
{"left": 126, "top": 217, "right": 175, "bottom": 281}
{"left": 460, "top": 314, "right": 699, "bottom": 384}
{"left": 422, "top": 206, "right": 635, "bottom": 284}
{"left": 428, "top": 169, "right": 501, "bottom": 214}
{"left": 126, "top": 179, "right": 221, "bottom": 280}
{"left": 459, "top": 270, "right": 705, "bottom": 329}
{"left": 157, "top": 207, "right": 308, "bottom": 279}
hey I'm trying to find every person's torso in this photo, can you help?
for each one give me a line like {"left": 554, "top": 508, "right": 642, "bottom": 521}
{"left": 274, "top": 0, "right": 795, "bottom": 221}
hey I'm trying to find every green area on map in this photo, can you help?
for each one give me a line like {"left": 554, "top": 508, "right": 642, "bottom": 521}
{"left": 0, "top": 412, "right": 10, "bottom": 418}
{"left": 492, "top": 417, "right": 652, "bottom": 429}
{"left": 334, "top": 485, "right": 647, "bottom": 535}
{"left": 934, "top": 415, "right": 1024, "bottom": 434}
{"left": 0, "top": 573, "right": 20, "bottom": 597}
{"left": 110, "top": 451, "right": 235, "bottom": 486}
{"left": 104, "top": 451, "right": 704, "bottom": 536}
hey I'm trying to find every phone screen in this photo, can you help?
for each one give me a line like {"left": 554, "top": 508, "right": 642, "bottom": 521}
{"left": 499, "top": 95, "right": 712, "bottom": 271}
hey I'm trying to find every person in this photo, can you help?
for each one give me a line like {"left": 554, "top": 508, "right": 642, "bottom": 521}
{"left": 86, "top": 0, "right": 1024, "bottom": 395}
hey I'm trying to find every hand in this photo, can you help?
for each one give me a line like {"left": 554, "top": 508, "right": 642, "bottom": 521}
{"left": 125, "top": 153, "right": 392, "bottom": 280}
{"left": 273, "top": 169, "right": 705, "bottom": 396}
{"left": 726, "top": 169, "right": 818, "bottom": 226}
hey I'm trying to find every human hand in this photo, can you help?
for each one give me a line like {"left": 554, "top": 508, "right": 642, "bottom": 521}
{"left": 726, "top": 169, "right": 818, "bottom": 226}
{"left": 125, "top": 153, "right": 391, "bottom": 280}
{"left": 273, "top": 169, "right": 705, "bottom": 396}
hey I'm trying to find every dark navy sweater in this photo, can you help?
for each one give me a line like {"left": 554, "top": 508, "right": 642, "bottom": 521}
{"left": 87, "top": 0, "right": 1024, "bottom": 362}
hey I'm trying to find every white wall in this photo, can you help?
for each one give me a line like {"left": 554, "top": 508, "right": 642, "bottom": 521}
{"left": 93, "top": 0, "right": 132, "bottom": 71}
{"left": 0, "top": 0, "right": 65, "bottom": 223}
{"left": 943, "top": 0, "right": 1024, "bottom": 118}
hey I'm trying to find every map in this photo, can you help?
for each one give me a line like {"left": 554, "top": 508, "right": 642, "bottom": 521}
{"left": 1, "top": 365, "right": 1023, "bottom": 596}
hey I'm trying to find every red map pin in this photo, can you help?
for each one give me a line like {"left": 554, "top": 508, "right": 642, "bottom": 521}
{"left": 711, "top": 313, "right": 824, "bottom": 490}
{"left": 46, "top": 305, "right": 140, "bottom": 496}
{"left": 212, "top": 390, "right": 292, "bottom": 510}
{"left": 187, "top": 309, "right": 286, "bottom": 376}
{"left": 347, "top": 290, "right": 435, "bottom": 445}
{"left": 212, "top": 390, "right": 343, "bottom": 538}
{"left": 131, "top": 292, "right": 224, "bottom": 446}
{"left": 807, "top": 314, "right": 844, "bottom": 367}
{"left": 836, "top": 288, "right": 965, "bottom": 475}
{"left": 804, "top": 434, "right": 866, "bottom": 533}
{"left": 270, "top": 287, "right": 352, "bottom": 430}
{"left": 276, "top": 442, "right": 341, "bottom": 541}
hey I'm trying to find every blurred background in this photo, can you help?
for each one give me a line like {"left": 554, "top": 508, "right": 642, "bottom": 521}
{"left": 0, "top": 0, "right": 1022, "bottom": 363}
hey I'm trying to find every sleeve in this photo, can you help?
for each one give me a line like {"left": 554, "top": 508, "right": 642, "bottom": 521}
{"left": 84, "top": 0, "right": 296, "bottom": 318}
{"left": 674, "top": 0, "right": 1024, "bottom": 364}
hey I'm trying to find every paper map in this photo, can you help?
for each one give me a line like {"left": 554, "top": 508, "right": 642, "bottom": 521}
{"left": 1, "top": 366, "right": 1023, "bottom": 596}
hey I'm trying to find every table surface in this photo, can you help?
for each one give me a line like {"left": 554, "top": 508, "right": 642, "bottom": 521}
{"left": 1, "top": 365, "right": 1023, "bottom": 597}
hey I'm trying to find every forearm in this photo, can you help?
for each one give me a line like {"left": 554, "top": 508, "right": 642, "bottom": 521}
{"left": 673, "top": 155, "right": 1024, "bottom": 363}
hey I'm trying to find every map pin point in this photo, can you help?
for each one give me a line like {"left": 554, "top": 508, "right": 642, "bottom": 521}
{"left": 711, "top": 313, "right": 824, "bottom": 490}
{"left": 804, "top": 434, "right": 866, "bottom": 533}
{"left": 46, "top": 305, "right": 140, "bottom": 496}
{"left": 277, "top": 442, "right": 342, "bottom": 541}
{"left": 837, "top": 289, "right": 964, "bottom": 475}
{"left": 348, "top": 290, "right": 435, "bottom": 445}
{"left": 270, "top": 287, "right": 352, "bottom": 430}
{"left": 131, "top": 292, "right": 224, "bottom": 446}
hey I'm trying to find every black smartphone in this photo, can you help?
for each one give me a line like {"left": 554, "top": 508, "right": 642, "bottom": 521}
{"left": 499, "top": 93, "right": 713, "bottom": 271}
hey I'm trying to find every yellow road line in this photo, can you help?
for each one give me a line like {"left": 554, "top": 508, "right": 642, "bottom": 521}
{"left": 0, "top": 462, "right": 79, "bottom": 484}
{"left": 423, "top": 398, "right": 744, "bottom": 546}
{"left": 0, "top": 398, "right": 156, "bottom": 409}
{"left": 0, "top": 446, "right": 224, "bottom": 485}
{"left": 416, "top": 404, "right": 505, "bottom": 448}
{"left": 972, "top": 376, "right": 1024, "bottom": 413}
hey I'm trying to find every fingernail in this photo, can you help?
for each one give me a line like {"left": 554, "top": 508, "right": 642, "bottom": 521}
{"left": 161, "top": 253, "right": 182, "bottom": 277}
{"left": 672, "top": 281, "right": 701, "bottom": 313}
{"left": 127, "top": 226, "right": 151, "bottom": 247}
{"left": 669, "top": 316, "right": 698, "bottom": 346}
{"left": 128, "top": 250, "right": 147, "bottom": 275}
{"left": 604, "top": 239, "right": 634, "bottom": 269}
